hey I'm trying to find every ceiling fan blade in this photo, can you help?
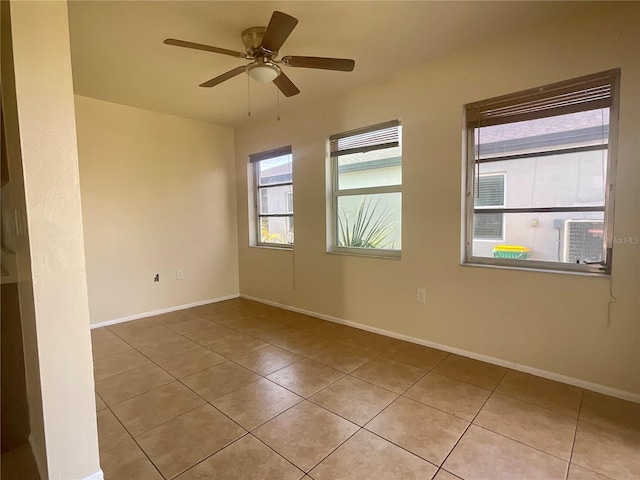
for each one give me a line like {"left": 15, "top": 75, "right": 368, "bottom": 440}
{"left": 282, "top": 56, "right": 355, "bottom": 72}
{"left": 199, "top": 66, "right": 246, "bottom": 87}
{"left": 261, "top": 11, "right": 298, "bottom": 52}
{"left": 164, "top": 39, "right": 247, "bottom": 59}
{"left": 273, "top": 72, "right": 300, "bottom": 97}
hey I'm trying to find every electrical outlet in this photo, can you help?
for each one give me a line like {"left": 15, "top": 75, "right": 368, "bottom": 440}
{"left": 177, "top": 269, "right": 184, "bottom": 280}
{"left": 154, "top": 273, "right": 159, "bottom": 282}
{"left": 416, "top": 288, "right": 426, "bottom": 303}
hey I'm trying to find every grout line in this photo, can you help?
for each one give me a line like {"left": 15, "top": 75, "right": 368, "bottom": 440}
{"left": 95, "top": 299, "right": 618, "bottom": 479}
{"left": 435, "top": 367, "right": 507, "bottom": 472}
{"left": 564, "top": 389, "right": 585, "bottom": 480}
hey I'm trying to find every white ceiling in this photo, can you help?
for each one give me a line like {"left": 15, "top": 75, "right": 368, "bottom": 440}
{"left": 67, "top": 1, "right": 603, "bottom": 129}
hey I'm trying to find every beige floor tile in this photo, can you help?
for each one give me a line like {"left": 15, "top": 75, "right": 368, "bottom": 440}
{"left": 271, "top": 331, "right": 335, "bottom": 356}
{"left": 310, "top": 376, "right": 398, "bottom": 426}
{"left": 253, "top": 401, "right": 359, "bottom": 472}
{"left": 351, "top": 357, "right": 426, "bottom": 394}
{"left": 96, "top": 392, "right": 107, "bottom": 411}
{"left": 111, "top": 381, "right": 205, "bottom": 435}
{"left": 212, "top": 378, "right": 303, "bottom": 430}
{"left": 91, "top": 327, "right": 118, "bottom": 343}
{"left": 206, "top": 334, "right": 269, "bottom": 359}
{"left": 382, "top": 342, "right": 449, "bottom": 371}
{"left": 278, "top": 313, "right": 328, "bottom": 332}
{"left": 443, "top": 425, "right": 567, "bottom": 480}
{"left": 572, "top": 419, "right": 640, "bottom": 480}
{"left": 340, "top": 330, "right": 401, "bottom": 353}
{"left": 190, "top": 300, "right": 237, "bottom": 316}
{"left": 404, "top": 373, "right": 491, "bottom": 421}
{"left": 234, "top": 345, "right": 303, "bottom": 375}
{"left": 164, "top": 316, "right": 218, "bottom": 335}
{"left": 100, "top": 438, "right": 163, "bottom": 480}
{"left": 496, "top": 370, "right": 583, "bottom": 418}
{"left": 220, "top": 315, "right": 271, "bottom": 332}
{"left": 198, "top": 309, "right": 254, "bottom": 326}
{"left": 108, "top": 317, "right": 159, "bottom": 336}
{"left": 96, "top": 364, "right": 174, "bottom": 405}
{"left": 311, "top": 322, "right": 361, "bottom": 342}
{"left": 309, "top": 343, "right": 375, "bottom": 373}
{"left": 97, "top": 409, "right": 131, "bottom": 449}
{"left": 115, "top": 324, "right": 183, "bottom": 348}
{"left": 137, "top": 336, "right": 201, "bottom": 362}
{"left": 309, "top": 429, "right": 438, "bottom": 480}
{"left": 267, "top": 359, "right": 344, "bottom": 397}
{"left": 567, "top": 464, "right": 612, "bottom": 480}
{"left": 174, "top": 434, "right": 304, "bottom": 480}
{"left": 580, "top": 390, "right": 640, "bottom": 435}
{"left": 156, "top": 346, "right": 226, "bottom": 378}
{"left": 136, "top": 404, "right": 245, "bottom": 479}
{"left": 92, "top": 336, "right": 133, "bottom": 360}
{"left": 250, "top": 325, "right": 301, "bottom": 344}
{"left": 184, "top": 324, "right": 239, "bottom": 346}
{"left": 432, "top": 354, "right": 507, "bottom": 390}
{"left": 474, "top": 393, "right": 577, "bottom": 460}
{"left": 432, "top": 470, "right": 461, "bottom": 480}
{"left": 182, "top": 361, "right": 260, "bottom": 401}
{"left": 366, "top": 396, "right": 468, "bottom": 465}
{"left": 154, "top": 310, "right": 201, "bottom": 327}
{"left": 93, "top": 349, "right": 151, "bottom": 381}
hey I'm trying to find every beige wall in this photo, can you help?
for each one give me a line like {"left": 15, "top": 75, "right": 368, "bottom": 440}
{"left": 75, "top": 96, "right": 239, "bottom": 325}
{"left": 235, "top": 4, "right": 640, "bottom": 395}
{"left": 7, "top": 1, "right": 101, "bottom": 478}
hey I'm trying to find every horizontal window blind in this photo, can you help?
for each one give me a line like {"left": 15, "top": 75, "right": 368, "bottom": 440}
{"left": 249, "top": 145, "right": 292, "bottom": 163}
{"left": 466, "top": 69, "right": 619, "bottom": 127}
{"left": 330, "top": 120, "right": 400, "bottom": 156}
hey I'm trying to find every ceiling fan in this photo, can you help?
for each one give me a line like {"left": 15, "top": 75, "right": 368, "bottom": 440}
{"left": 164, "top": 11, "right": 355, "bottom": 97}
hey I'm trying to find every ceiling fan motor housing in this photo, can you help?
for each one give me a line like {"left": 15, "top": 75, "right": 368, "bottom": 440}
{"left": 242, "top": 27, "right": 267, "bottom": 56}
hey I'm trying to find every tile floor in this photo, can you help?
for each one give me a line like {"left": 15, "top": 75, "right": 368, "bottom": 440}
{"left": 92, "top": 298, "right": 640, "bottom": 480}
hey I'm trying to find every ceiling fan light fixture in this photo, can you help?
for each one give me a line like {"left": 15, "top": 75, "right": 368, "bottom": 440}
{"left": 246, "top": 62, "right": 280, "bottom": 83}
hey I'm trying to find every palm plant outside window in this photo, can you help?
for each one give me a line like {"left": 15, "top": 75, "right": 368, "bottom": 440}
{"left": 329, "top": 121, "right": 402, "bottom": 257}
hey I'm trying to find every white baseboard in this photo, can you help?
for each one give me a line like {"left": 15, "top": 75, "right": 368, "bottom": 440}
{"left": 241, "top": 294, "right": 640, "bottom": 403}
{"left": 90, "top": 294, "right": 240, "bottom": 329}
{"left": 83, "top": 469, "right": 104, "bottom": 480}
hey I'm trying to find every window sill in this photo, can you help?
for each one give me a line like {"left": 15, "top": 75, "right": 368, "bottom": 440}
{"left": 461, "top": 260, "right": 610, "bottom": 277}
{"left": 328, "top": 249, "right": 401, "bottom": 260}
{"left": 251, "top": 244, "right": 293, "bottom": 251}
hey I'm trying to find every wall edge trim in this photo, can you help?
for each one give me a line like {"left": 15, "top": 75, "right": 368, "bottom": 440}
{"left": 240, "top": 294, "right": 640, "bottom": 403}
{"left": 89, "top": 294, "right": 240, "bottom": 329}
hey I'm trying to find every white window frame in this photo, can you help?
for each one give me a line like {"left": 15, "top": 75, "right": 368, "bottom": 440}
{"left": 463, "top": 69, "right": 620, "bottom": 275}
{"left": 250, "top": 145, "right": 293, "bottom": 249}
{"left": 329, "top": 120, "right": 402, "bottom": 258}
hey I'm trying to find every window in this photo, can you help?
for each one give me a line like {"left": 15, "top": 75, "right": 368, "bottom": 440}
{"left": 329, "top": 120, "right": 402, "bottom": 257}
{"left": 250, "top": 146, "right": 293, "bottom": 247}
{"left": 464, "top": 69, "right": 619, "bottom": 274}
{"left": 474, "top": 174, "right": 505, "bottom": 240}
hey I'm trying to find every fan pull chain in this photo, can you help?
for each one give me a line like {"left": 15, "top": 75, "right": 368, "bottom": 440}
{"left": 247, "top": 75, "right": 251, "bottom": 117}
{"left": 276, "top": 88, "right": 281, "bottom": 121}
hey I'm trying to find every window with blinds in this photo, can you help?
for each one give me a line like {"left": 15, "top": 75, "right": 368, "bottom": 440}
{"left": 329, "top": 120, "right": 402, "bottom": 257}
{"left": 464, "top": 69, "right": 619, "bottom": 274}
{"left": 250, "top": 146, "right": 293, "bottom": 247}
